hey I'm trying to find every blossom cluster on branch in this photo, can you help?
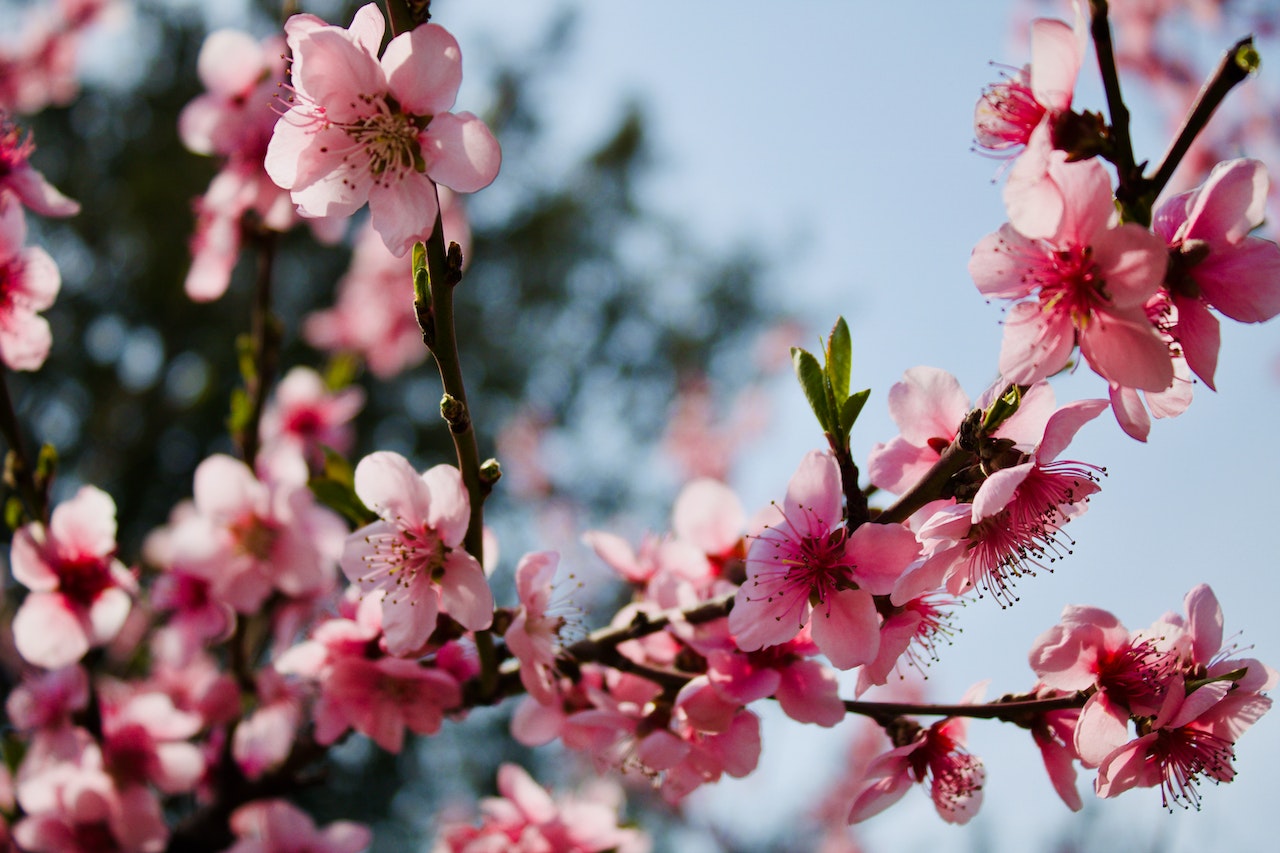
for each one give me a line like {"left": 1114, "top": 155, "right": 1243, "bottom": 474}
{"left": 0, "top": 0, "right": 1278, "bottom": 851}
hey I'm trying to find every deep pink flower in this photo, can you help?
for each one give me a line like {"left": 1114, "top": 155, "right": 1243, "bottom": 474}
{"left": 848, "top": 684, "right": 987, "bottom": 825}
{"left": 975, "top": 15, "right": 1084, "bottom": 154}
{"left": 341, "top": 451, "right": 493, "bottom": 656}
{"left": 225, "top": 799, "right": 371, "bottom": 853}
{"left": 316, "top": 655, "right": 462, "bottom": 753}
{"left": 970, "top": 157, "right": 1173, "bottom": 391}
{"left": 265, "top": 4, "right": 501, "bottom": 257}
{"left": 1153, "top": 158, "right": 1280, "bottom": 389}
{"left": 10, "top": 486, "right": 136, "bottom": 669}
{"left": 0, "top": 195, "right": 61, "bottom": 371}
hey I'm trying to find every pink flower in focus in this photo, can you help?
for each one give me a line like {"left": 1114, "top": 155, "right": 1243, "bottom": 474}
{"left": 225, "top": 799, "right": 371, "bottom": 853}
{"left": 1153, "top": 158, "right": 1280, "bottom": 389}
{"left": 0, "top": 116, "right": 79, "bottom": 216}
{"left": 265, "top": 4, "right": 501, "bottom": 257}
{"left": 341, "top": 451, "right": 493, "bottom": 656}
{"left": 970, "top": 157, "right": 1172, "bottom": 391}
{"left": 975, "top": 15, "right": 1084, "bottom": 154}
{"left": 728, "top": 451, "right": 920, "bottom": 670}
{"left": 10, "top": 486, "right": 136, "bottom": 669}
{"left": 0, "top": 196, "right": 61, "bottom": 371}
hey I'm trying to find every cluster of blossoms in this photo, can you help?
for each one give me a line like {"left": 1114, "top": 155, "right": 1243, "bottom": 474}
{"left": 0, "top": 1, "right": 1277, "bottom": 850}
{"left": 972, "top": 9, "right": 1280, "bottom": 439}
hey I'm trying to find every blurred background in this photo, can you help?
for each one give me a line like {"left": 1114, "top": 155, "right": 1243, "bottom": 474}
{"left": 4, "top": 0, "right": 1279, "bottom": 850}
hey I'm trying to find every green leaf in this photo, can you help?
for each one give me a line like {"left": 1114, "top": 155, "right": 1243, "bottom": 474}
{"left": 839, "top": 388, "right": 871, "bottom": 437}
{"left": 309, "top": 448, "right": 376, "bottom": 528}
{"left": 825, "top": 317, "right": 852, "bottom": 402}
{"left": 792, "top": 347, "right": 831, "bottom": 433}
{"left": 227, "top": 388, "right": 252, "bottom": 435}
{"left": 234, "top": 333, "right": 256, "bottom": 384}
{"left": 4, "top": 495, "right": 24, "bottom": 531}
{"left": 324, "top": 352, "right": 361, "bottom": 392}
{"left": 35, "top": 443, "right": 57, "bottom": 487}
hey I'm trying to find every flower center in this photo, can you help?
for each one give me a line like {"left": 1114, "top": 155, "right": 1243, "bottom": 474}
{"left": 346, "top": 108, "right": 425, "bottom": 178}
{"left": 56, "top": 552, "right": 115, "bottom": 606}
{"left": 1042, "top": 246, "right": 1108, "bottom": 326}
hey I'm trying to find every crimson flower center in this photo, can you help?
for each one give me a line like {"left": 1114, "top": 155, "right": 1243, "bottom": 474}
{"left": 1041, "top": 246, "right": 1108, "bottom": 325}
{"left": 55, "top": 552, "right": 115, "bottom": 606}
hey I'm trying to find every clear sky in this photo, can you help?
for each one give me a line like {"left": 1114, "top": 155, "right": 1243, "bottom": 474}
{"left": 436, "top": 1, "right": 1280, "bottom": 850}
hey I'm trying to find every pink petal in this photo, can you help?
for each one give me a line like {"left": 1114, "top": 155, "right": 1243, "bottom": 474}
{"left": 781, "top": 451, "right": 842, "bottom": 535}
{"left": 846, "top": 522, "right": 920, "bottom": 594}
{"left": 1079, "top": 309, "right": 1174, "bottom": 391}
{"left": 437, "top": 550, "right": 493, "bottom": 631}
{"left": 11, "top": 245, "right": 60, "bottom": 311}
{"left": 49, "top": 485, "right": 118, "bottom": 558}
{"left": 1193, "top": 236, "right": 1280, "bottom": 322}
{"left": 383, "top": 25, "right": 462, "bottom": 116}
{"left": 1089, "top": 223, "right": 1168, "bottom": 309}
{"left": 1184, "top": 158, "right": 1268, "bottom": 245}
{"left": 1050, "top": 156, "right": 1115, "bottom": 244}
{"left": 353, "top": 451, "right": 433, "bottom": 527}
{"left": 86, "top": 587, "right": 131, "bottom": 646}
{"left": 421, "top": 112, "right": 502, "bottom": 193}
{"left": 368, "top": 168, "right": 440, "bottom": 257}
{"left": 998, "top": 300, "right": 1076, "bottom": 385}
{"left": 4, "top": 168, "right": 80, "bottom": 217}
{"left": 13, "top": 593, "right": 90, "bottom": 669}
{"left": 1184, "top": 584, "right": 1224, "bottom": 666}
{"left": 196, "top": 30, "right": 264, "bottom": 97}
{"left": 1074, "top": 691, "right": 1131, "bottom": 767}
{"left": 1004, "top": 124, "right": 1064, "bottom": 240}
{"left": 775, "top": 659, "right": 844, "bottom": 726}
{"left": 969, "top": 225, "right": 1039, "bottom": 300}
{"left": 419, "top": 464, "right": 471, "bottom": 547}
{"left": 1036, "top": 398, "right": 1109, "bottom": 462}
{"left": 672, "top": 478, "right": 746, "bottom": 554}
{"left": 1173, "top": 295, "right": 1221, "bottom": 389}
{"left": 1029, "top": 18, "right": 1081, "bottom": 113}
{"left": 848, "top": 770, "right": 913, "bottom": 823}
{"left": 810, "top": 588, "right": 880, "bottom": 670}
{"left": 291, "top": 29, "right": 386, "bottom": 124}
{"left": 380, "top": 576, "right": 440, "bottom": 656}
{"left": 972, "top": 462, "right": 1032, "bottom": 521}
{"left": 1108, "top": 382, "right": 1150, "bottom": 441}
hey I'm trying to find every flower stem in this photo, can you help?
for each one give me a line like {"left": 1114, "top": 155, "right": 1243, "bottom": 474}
{"left": 844, "top": 692, "right": 1086, "bottom": 724}
{"left": 875, "top": 439, "right": 976, "bottom": 526}
{"left": 1144, "top": 36, "right": 1258, "bottom": 202}
{"left": 1088, "top": 0, "right": 1146, "bottom": 221}
{"left": 0, "top": 370, "right": 47, "bottom": 524}
{"left": 232, "top": 232, "right": 280, "bottom": 467}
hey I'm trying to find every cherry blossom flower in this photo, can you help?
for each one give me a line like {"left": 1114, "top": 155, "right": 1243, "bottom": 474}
{"left": 848, "top": 684, "right": 987, "bottom": 825}
{"left": 341, "top": 451, "right": 493, "bottom": 656}
{"left": 10, "top": 486, "right": 136, "bottom": 669}
{"left": 0, "top": 0, "right": 115, "bottom": 115}
{"left": 95, "top": 683, "right": 204, "bottom": 795}
{"left": 166, "top": 452, "right": 345, "bottom": 614}
{"left": 433, "top": 763, "right": 649, "bottom": 853}
{"left": 1153, "top": 158, "right": 1280, "bottom": 389}
{"left": 225, "top": 799, "right": 371, "bottom": 853}
{"left": 729, "top": 451, "right": 919, "bottom": 669}
{"left": 0, "top": 195, "right": 61, "bottom": 371}
{"left": 260, "top": 366, "right": 365, "bottom": 466}
{"left": 178, "top": 29, "right": 345, "bottom": 301}
{"left": 970, "top": 156, "right": 1173, "bottom": 391}
{"left": 265, "top": 4, "right": 501, "bottom": 257}
{"left": 506, "top": 550, "right": 578, "bottom": 705}
{"left": 0, "top": 115, "right": 79, "bottom": 216}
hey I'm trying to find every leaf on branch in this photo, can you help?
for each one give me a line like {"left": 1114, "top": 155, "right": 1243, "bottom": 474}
{"left": 826, "top": 316, "right": 852, "bottom": 402}
{"left": 792, "top": 347, "right": 831, "bottom": 433}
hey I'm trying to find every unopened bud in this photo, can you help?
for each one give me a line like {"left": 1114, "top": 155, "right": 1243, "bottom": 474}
{"left": 479, "top": 457, "right": 502, "bottom": 486}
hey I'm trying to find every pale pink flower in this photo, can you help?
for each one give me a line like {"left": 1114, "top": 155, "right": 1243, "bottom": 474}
{"left": 729, "top": 451, "right": 920, "bottom": 669}
{"left": 265, "top": 4, "right": 501, "bottom": 257}
{"left": 970, "top": 157, "right": 1173, "bottom": 391}
{"left": 0, "top": 116, "right": 78, "bottom": 216}
{"left": 179, "top": 30, "right": 345, "bottom": 301}
{"left": 225, "top": 799, "right": 372, "bottom": 853}
{"left": 506, "top": 550, "right": 577, "bottom": 705}
{"left": 342, "top": 451, "right": 493, "bottom": 656}
{"left": 6, "top": 666, "right": 89, "bottom": 735}
{"left": 260, "top": 366, "right": 365, "bottom": 466}
{"left": 1105, "top": 291, "right": 1195, "bottom": 441}
{"left": 96, "top": 683, "right": 204, "bottom": 795}
{"left": 849, "top": 683, "right": 987, "bottom": 825}
{"left": 0, "top": 1, "right": 115, "bottom": 115}
{"left": 0, "top": 195, "right": 61, "bottom": 371}
{"left": 231, "top": 670, "right": 303, "bottom": 781}
{"left": 167, "top": 452, "right": 345, "bottom": 613}
{"left": 10, "top": 486, "right": 135, "bottom": 669}
{"left": 1153, "top": 158, "right": 1280, "bottom": 389}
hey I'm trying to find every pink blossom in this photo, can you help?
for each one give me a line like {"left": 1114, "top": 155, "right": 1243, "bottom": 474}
{"left": 0, "top": 116, "right": 79, "bottom": 216}
{"left": 315, "top": 654, "right": 462, "bottom": 753}
{"left": 342, "top": 451, "right": 493, "bottom": 656}
{"left": 433, "top": 763, "right": 649, "bottom": 853}
{"left": 167, "top": 453, "right": 345, "bottom": 613}
{"left": 1153, "top": 158, "right": 1280, "bottom": 389}
{"left": 260, "top": 366, "right": 365, "bottom": 466}
{"left": 96, "top": 683, "right": 204, "bottom": 795}
{"left": 10, "top": 486, "right": 136, "bottom": 669}
{"left": 848, "top": 684, "right": 987, "bottom": 825}
{"left": 179, "top": 30, "right": 346, "bottom": 301}
{"left": 970, "top": 157, "right": 1173, "bottom": 391}
{"left": 975, "top": 15, "right": 1084, "bottom": 154}
{"left": 265, "top": 4, "right": 501, "bottom": 257}
{"left": 0, "top": 195, "right": 61, "bottom": 371}
{"left": 225, "top": 799, "right": 372, "bottom": 853}
{"left": 867, "top": 367, "right": 1055, "bottom": 495}
{"left": 899, "top": 399, "right": 1106, "bottom": 607}
{"left": 729, "top": 451, "right": 919, "bottom": 669}
{"left": 506, "top": 551, "right": 577, "bottom": 705}
{"left": 0, "top": 1, "right": 114, "bottom": 115}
